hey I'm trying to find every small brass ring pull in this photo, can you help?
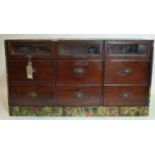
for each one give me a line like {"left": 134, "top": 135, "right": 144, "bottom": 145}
{"left": 73, "top": 67, "right": 86, "bottom": 75}
{"left": 73, "top": 91, "right": 86, "bottom": 99}
{"left": 27, "top": 92, "right": 38, "bottom": 98}
{"left": 120, "top": 67, "right": 133, "bottom": 75}
{"left": 120, "top": 92, "right": 130, "bottom": 98}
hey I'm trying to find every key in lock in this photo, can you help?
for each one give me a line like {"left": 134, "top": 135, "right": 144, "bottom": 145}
{"left": 26, "top": 56, "right": 33, "bottom": 79}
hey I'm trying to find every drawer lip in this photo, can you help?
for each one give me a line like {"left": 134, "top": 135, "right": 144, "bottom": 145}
{"left": 9, "top": 85, "right": 55, "bottom": 106}
{"left": 104, "top": 84, "right": 149, "bottom": 86}
{"left": 103, "top": 86, "right": 149, "bottom": 107}
{"left": 55, "top": 86, "right": 102, "bottom": 107}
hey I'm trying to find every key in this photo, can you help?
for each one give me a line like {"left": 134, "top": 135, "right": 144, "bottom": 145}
{"left": 26, "top": 56, "right": 33, "bottom": 79}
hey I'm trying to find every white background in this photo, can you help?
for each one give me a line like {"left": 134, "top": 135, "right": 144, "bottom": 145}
{"left": 0, "top": 1, "right": 155, "bottom": 155}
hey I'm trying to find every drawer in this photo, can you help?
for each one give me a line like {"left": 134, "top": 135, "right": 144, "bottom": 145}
{"left": 7, "top": 59, "right": 54, "bottom": 83}
{"left": 9, "top": 85, "right": 55, "bottom": 106}
{"left": 56, "top": 40, "right": 102, "bottom": 58}
{"left": 57, "top": 60, "right": 102, "bottom": 84}
{"left": 105, "top": 40, "right": 152, "bottom": 59}
{"left": 56, "top": 86, "right": 101, "bottom": 106}
{"left": 6, "top": 40, "right": 54, "bottom": 58}
{"left": 104, "top": 60, "right": 150, "bottom": 84}
{"left": 104, "top": 86, "right": 149, "bottom": 107}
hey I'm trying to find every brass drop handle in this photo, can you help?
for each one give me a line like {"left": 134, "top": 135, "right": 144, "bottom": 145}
{"left": 73, "top": 91, "right": 86, "bottom": 99}
{"left": 120, "top": 67, "right": 133, "bottom": 75}
{"left": 73, "top": 67, "right": 86, "bottom": 75}
{"left": 120, "top": 92, "right": 130, "bottom": 98}
{"left": 27, "top": 91, "right": 38, "bottom": 98}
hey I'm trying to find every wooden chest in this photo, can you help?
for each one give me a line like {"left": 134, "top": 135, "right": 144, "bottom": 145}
{"left": 5, "top": 40, "right": 154, "bottom": 116}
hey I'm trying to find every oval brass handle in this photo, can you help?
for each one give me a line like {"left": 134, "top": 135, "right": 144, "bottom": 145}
{"left": 120, "top": 92, "right": 130, "bottom": 98}
{"left": 73, "top": 67, "right": 86, "bottom": 75}
{"left": 27, "top": 92, "right": 38, "bottom": 98}
{"left": 120, "top": 67, "right": 133, "bottom": 75}
{"left": 73, "top": 91, "right": 86, "bottom": 99}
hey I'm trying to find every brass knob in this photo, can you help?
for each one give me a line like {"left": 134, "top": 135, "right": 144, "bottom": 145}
{"left": 120, "top": 92, "right": 130, "bottom": 98}
{"left": 73, "top": 91, "right": 85, "bottom": 98}
{"left": 73, "top": 67, "right": 86, "bottom": 75}
{"left": 120, "top": 67, "right": 133, "bottom": 75}
{"left": 27, "top": 92, "right": 38, "bottom": 98}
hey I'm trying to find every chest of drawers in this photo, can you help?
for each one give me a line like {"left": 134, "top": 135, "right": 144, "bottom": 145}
{"left": 5, "top": 40, "right": 154, "bottom": 116}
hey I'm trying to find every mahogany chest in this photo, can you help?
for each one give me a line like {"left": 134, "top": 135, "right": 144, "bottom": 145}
{"left": 5, "top": 40, "right": 154, "bottom": 116}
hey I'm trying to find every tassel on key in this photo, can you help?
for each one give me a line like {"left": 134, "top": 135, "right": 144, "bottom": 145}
{"left": 26, "top": 56, "right": 33, "bottom": 80}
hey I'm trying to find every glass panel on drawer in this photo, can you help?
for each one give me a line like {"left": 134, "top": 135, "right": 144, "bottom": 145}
{"left": 58, "top": 42, "right": 101, "bottom": 58}
{"left": 9, "top": 42, "right": 53, "bottom": 56}
{"left": 13, "top": 44, "right": 50, "bottom": 55}
{"left": 107, "top": 44, "right": 148, "bottom": 56}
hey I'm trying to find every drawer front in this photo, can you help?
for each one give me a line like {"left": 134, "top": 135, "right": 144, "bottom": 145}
{"left": 56, "top": 86, "right": 101, "bottom": 106}
{"left": 105, "top": 40, "right": 152, "bottom": 59}
{"left": 8, "top": 59, "right": 54, "bottom": 83}
{"left": 104, "top": 60, "right": 150, "bottom": 84}
{"left": 104, "top": 86, "right": 149, "bottom": 106}
{"left": 57, "top": 60, "right": 102, "bottom": 84}
{"left": 6, "top": 41, "right": 54, "bottom": 58}
{"left": 9, "top": 85, "right": 55, "bottom": 106}
{"left": 57, "top": 40, "right": 102, "bottom": 58}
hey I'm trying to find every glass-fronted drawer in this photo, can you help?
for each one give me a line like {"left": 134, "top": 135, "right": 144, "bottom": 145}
{"left": 57, "top": 41, "right": 102, "bottom": 58}
{"left": 6, "top": 40, "right": 54, "bottom": 57}
{"left": 105, "top": 40, "right": 152, "bottom": 58}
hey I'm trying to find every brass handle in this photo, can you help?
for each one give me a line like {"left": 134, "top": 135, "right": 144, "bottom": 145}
{"left": 27, "top": 92, "right": 38, "bottom": 98}
{"left": 120, "top": 92, "right": 130, "bottom": 98}
{"left": 120, "top": 67, "right": 133, "bottom": 75}
{"left": 73, "top": 67, "right": 86, "bottom": 75}
{"left": 73, "top": 91, "right": 85, "bottom": 99}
